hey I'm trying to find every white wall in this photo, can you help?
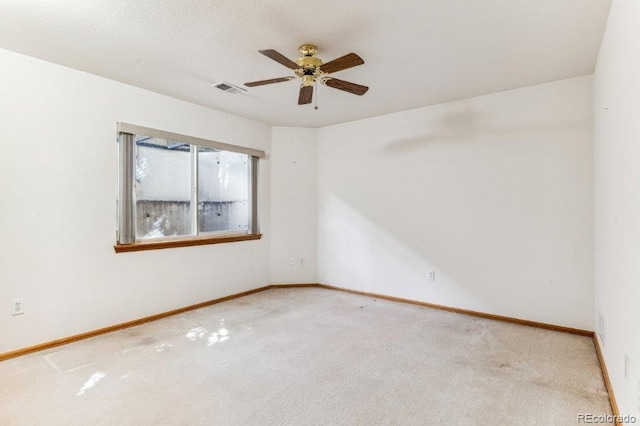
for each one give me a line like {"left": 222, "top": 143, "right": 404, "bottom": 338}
{"left": 0, "top": 49, "right": 272, "bottom": 354}
{"left": 0, "top": 46, "right": 599, "bottom": 360}
{"left": 594, "top": 0, "right": 640, "bottom": 418}
{"left": 270, "top": 127, "right": 317, "bottom": 284}
{"left": 318, "top": 76, "right": 594, "bottom": 330}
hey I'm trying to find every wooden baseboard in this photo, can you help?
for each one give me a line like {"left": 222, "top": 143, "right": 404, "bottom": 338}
{"left": 315, "top": 283, "right": 593, "bottom": 336}
{"left": 593, "top": 335, "right": 621, "bottom": 425}
{"left": 1, "top": 282, "right": 594, "bottom": 362}
{"left": 267, "top": 283, "right": 319, "bottom": 289}
{"left": 0, "top": 283, "right": 596, "bottom": 352}
{"left": 0, "top": 285, "right": 273, "bottom": 362}
{"left": 0, "top": 281, "right": 620, "bottom": 424}
{"left": 0, "top": 281, "right": 620, "bottom": 422}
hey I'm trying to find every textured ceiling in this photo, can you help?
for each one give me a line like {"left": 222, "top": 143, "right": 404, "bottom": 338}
{"left": 0, "top": 0, "right": 611, "bottom": 127}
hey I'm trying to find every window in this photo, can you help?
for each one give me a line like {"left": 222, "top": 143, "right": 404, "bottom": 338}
{"left": 116, "top": 123, "right": 264, "bottom": 252}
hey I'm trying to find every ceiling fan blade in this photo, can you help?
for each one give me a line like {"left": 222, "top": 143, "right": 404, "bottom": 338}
{"left": 324, "top": 78, "right": 369, "bottom": 96}
{"left": 244, "top": 77, "right": 293, "bottom": 87}
{"left": 298, "top": 85, "right": 313, "bottom": 105}
{"left": 319, "top": 53, "right": 364, "bottom": 74}
{"left": 259, "top": 49, "right": 300, "bottom": 70}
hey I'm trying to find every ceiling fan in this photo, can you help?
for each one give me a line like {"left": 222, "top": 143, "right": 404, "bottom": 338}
{"left": 244, "top": 44, "right": 368, "bottom": 105}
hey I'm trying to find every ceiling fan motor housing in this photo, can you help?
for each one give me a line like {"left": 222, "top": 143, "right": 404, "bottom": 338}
{"left": 295, "top": 44, "right": 323, "bottom": 84}
{"left": 295, "top": 56, "right": 322, "bottom": 68}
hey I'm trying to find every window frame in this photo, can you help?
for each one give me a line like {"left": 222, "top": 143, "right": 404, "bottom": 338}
{"left": 115, "top": 123, "right": 264, "bottom": 253}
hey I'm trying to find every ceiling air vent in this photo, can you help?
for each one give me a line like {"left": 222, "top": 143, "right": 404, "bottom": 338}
{"left": 212, "top": 81, "right": 247, "bottom": 95}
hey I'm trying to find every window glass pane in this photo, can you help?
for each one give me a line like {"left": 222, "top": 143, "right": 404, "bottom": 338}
{"left": 135, "top": 137, "right": 192, "bottom": 239}
{"left": 198, "top": 148, "right": 249, "bottom": 233}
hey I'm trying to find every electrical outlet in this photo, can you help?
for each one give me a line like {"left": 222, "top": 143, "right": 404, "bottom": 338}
{"left": 12, "top": 298, "right": 24, "bottom": 316}
{"left": 299, "top": 257, "right": 305, "bottom": 266}
{"left": 428, "top": 270, "right": 436, "bottom": 281}
{"left": 289, "top": 258, "right": 296, "bottom": 266}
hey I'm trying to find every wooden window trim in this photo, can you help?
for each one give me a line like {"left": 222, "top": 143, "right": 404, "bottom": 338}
{"left": 114, "top": 233, "right": 261, "bottom": 253}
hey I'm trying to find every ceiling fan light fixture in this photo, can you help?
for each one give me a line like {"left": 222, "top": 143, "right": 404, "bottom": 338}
{"left": 301, "top": 75, "right": 315, "bottom": 87}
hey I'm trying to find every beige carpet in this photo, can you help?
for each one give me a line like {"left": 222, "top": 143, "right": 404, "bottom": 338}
{"left": 0, "top": 288, "right": 611, "bottom": 425}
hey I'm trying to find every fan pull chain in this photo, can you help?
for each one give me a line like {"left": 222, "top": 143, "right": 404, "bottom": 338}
{"left": 314, "top": 80, "right": 319, "bottom": 110}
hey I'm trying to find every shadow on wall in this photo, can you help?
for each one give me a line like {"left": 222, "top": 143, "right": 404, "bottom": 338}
{"left": 320, "top": 193, "right": 497, "bottom": 312}
{"left": 319, "top": 100, "right": 593, "bottom": 326}
{"left": 383, "top": 106, "right": 591, "bottom": 154}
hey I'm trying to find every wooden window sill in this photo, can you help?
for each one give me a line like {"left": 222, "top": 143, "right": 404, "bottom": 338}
{"left": 114, "top": 233, "right": 262, "bottom": 253}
